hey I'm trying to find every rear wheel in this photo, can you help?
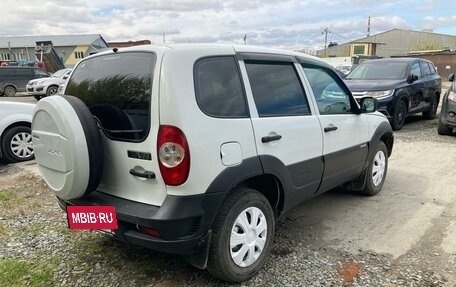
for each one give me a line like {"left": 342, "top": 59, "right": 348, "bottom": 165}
{"left": 1, "top": 126, "right": 34, "bottom": 163}
{"left": 422, "top": 96, "right": 438, "bottom": 119}
{"left": 360, "top": 141, "right": 388, "bottom": 196}
{"left": 207, "top": 188, "right": 275, "bottom": 283}
{"left": 392, "top": 100, "right": 407, "bottom": 130}
{"left": 3, "top": 86, "right": 16, "bottom": 97}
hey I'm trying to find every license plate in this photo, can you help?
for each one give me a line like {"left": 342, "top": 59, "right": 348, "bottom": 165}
{"left": 66, "top": 206, "right": 118, "bottom": 230}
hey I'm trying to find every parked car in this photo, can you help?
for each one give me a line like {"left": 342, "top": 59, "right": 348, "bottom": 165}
{"left": 26, "top": 68, "right": 72, "bottom": 100}
{"left": 0, "top": 67, "right": 50, "bottom": 97}
{"left": 344, "top": 58, "right": 441, "bottom": 130}
{"left": 438, "top": 73, "right": 456, "bottom": 135}
{"left": 335, "top": 64, "right": 353, "bottom": 75}
{"left": 31, "top": 44, "right": 393, "bottom": 282}
{"left": 0, "top": 102, "right": 35, "bottom": 163}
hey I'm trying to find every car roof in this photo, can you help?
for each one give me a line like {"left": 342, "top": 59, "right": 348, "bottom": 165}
{"left": 362, "top": 58, "right": 424, "bottom": 64}
{"left": 91, "top": 43, "right": 325, "bottom": 65}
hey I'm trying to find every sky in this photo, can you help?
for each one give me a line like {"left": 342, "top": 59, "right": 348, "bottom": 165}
{"left": 0, "top": 0, "right": 455, "bottom": 53}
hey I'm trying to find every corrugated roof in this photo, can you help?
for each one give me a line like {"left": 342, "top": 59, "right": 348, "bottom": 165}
{"left": 0, "top": 34, "right": 108, "bottom": 48}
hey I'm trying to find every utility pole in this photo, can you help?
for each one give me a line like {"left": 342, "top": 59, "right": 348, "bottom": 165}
{"left": 322, "top": 28, "right": 330, "bottom": 57}
{"left": 162, "top": 24, "right": 166, "bottom": 44}
{"left": 367, "top": 16, "right": 371, "bottom": 37}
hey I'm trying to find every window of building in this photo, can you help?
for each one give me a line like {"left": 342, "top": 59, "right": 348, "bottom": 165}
{"left": 245, "top": 61, "right": 310, "bottom": 117}
{"left": 194, "top": 57, "right": 248, "bottom": 118}
{"left": 1, "top": 53, "right": 11, "bottom": 61}
{"left": 74, "top": 51, "right": 84, "bottom": 59}
{"left": 352, "top": 45, "right": 366, "bottom": 55}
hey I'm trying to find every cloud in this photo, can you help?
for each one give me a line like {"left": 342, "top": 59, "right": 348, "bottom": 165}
{"left": 422, "top": 15, "right": 456, "bottom": 30}
{"left": 0, "top": 0, "right": 454, "bottom": 50}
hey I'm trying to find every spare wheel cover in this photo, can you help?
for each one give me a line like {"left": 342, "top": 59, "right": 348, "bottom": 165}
{"left": 32, "top": 95, "right": 103, "bottom": 200}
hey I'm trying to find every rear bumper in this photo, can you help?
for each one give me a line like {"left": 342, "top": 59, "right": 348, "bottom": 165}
{"left": 57, "top": 190, "right": 226, "bottom": 254}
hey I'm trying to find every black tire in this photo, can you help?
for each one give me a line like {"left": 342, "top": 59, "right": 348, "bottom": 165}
{"left": 437, "top": 118, "right": 453, "bottom": 135}
{"left": 1, "top": 126, "right": 34, "bottom": 163}
{"left": 33, "top": 95, "right": 42, "bottom": 101}
{"left": 3, "top": 86, "right": 16, "bottom": 97}
{"left": 422, "top": 96, "right": 438, "bottom": 119}
{"left": 360, "top": 141, "right": 388, "bottom": 196}
{"left": 46, "top": 85, "right": 59, "bottom": 97}
{"left": 392, "top": 100, "right": 407, "bottom": 130}
{"left": 207, "top": 188, "right": 275, "bottom": 283}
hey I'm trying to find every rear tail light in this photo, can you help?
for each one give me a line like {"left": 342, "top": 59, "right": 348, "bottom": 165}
{"left": 157, "top": 125, "right": 190, "bottom": 186}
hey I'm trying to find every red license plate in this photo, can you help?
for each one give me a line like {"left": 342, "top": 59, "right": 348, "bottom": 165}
{"left": 66, "top": 206, "right": 118, "bottom": 230}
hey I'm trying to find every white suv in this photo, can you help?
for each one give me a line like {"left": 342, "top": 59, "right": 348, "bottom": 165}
{"left": 31, "top": 44, "right": 393, "bottom": 282}
{"left": 26, "top": 68, "right": 71, "bottom": 100}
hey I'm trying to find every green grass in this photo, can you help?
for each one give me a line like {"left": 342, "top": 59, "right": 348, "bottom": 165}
{"left": 0, "top": 189, "right": 24, "bottom": 208}
{"left": 0, "top": 222, "right": 6, "bottom": 238}
{"left": 0, "top": 259, "right": 55, "bottom": 287}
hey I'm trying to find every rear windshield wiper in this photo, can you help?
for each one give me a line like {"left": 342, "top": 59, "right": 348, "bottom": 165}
{"left": 93, "top": 117, "right": 143, "bottom": 133}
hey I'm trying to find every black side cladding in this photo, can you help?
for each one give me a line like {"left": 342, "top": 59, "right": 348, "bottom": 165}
{"left": 63, "top": 95, "right": 104, "bottom": 196}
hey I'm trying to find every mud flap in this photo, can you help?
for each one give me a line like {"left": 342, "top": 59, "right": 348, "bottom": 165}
{"left": 344, "top": 170, "right": 367, "bottom": 191}
{"left": 182, "top": 230, "right": 212, "bottom": 269}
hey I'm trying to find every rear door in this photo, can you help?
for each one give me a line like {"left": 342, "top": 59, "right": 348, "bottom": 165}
{"left": 300, "top": 63, "right": 369, "bottom": 193}
{"left": 64, "top": 51, "right": 167, "bottom": 206}
{"left": 238, "top": 54, "right": 323, "bottom": 209}
{"left": 409, "top": 60, "right": 424, "bottom": 111}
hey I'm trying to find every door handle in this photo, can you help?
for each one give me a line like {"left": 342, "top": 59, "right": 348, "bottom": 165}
{"left": 261, "top": 135, "right": 282, "bottom": 143}
{"left": 324, "top": 126, "right": 338, "bottom": 132}
{"left": 129, "top": 169, "right": 156, "bottom": 179}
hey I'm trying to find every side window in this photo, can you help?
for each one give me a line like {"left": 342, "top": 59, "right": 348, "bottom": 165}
{"left": 420, "top": 61, "right": 431, "bottom": 76}
{"left": 302, "top": 65, "right": 352, "bottom": 115}
{"left": 194, "top": 57, "right": 248, "bottom": 118}
{"left": 411, "top": 62, "right": 422, "bottom": 78}
{"left": 427, "top": 62, "right": 436, "bottom": 74}
{"left": 245, "top": 61, "right": 310, "bottom": 117}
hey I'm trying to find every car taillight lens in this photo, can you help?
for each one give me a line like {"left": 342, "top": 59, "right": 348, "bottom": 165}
{"left": 157, "top": 125, "right": 190, "bottom": 186}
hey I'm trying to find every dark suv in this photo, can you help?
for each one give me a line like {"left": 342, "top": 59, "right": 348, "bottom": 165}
{"left": 344, "top": 58, "right": 441, "bottom": 130}
{"left": 0, "top": 67, "right": 50, "bottom": 97}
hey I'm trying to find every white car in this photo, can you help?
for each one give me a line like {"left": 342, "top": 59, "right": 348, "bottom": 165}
{"left": 32, "top": 44, "right": 393, "bottom": 282}
{"left": 26, "top": 68, "right": 71, "bottom": 100}
{"left": 0, "top": 102, "right": 35, "bottom": 163}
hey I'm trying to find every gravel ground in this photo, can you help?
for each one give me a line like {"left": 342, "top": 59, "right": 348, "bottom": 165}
{"left": 0, "top": 90, "right": 455, "bottom": 286}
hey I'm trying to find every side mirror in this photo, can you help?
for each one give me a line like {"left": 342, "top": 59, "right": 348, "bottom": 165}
{"left": 407, "top": 74, "right": 418, "bottom": 83}
{"left": 359, "top": 97, "right": 378, "bottom": 113}
{"left": 449, "top": 73, "right": 455, "bottom": 82}
{"left": 63, "top": 75, "right": 69, "bottom": 80}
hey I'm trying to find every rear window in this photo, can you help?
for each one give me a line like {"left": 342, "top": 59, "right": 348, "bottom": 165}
{"left": 65, "top": 52, "right": 155, "bottom": 141}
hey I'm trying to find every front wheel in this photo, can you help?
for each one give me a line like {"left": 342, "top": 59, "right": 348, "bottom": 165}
{"left": 360, "top": 141, "right": 388, "bottom": 196}
{"left": 1, "top": 126, "right": 34, "bottom": 163}
{"left": 392, "top": 100, "right": 407, "bottom": 130}
{"left": 46, "top": 85, "right": 58, "bottom": 97}
{"left": 207, "top": 188, "right": 275, "bottom": 283}
{"left": 437, "top": 118, "right": 453, "bottom": 135}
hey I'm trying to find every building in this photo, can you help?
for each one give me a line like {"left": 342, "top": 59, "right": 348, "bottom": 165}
{"left": 0, "top": 34, "right": 108, "bottom": 68}
{"left": 317, "top": 29, "right": 456, "bottom": 59}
